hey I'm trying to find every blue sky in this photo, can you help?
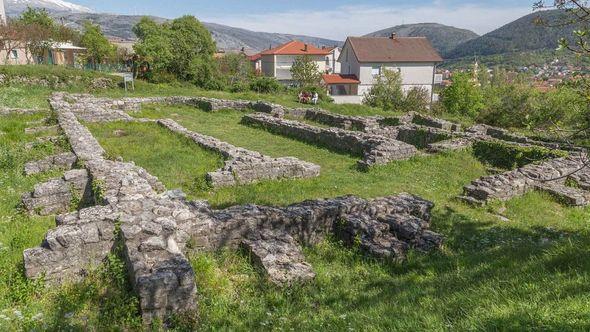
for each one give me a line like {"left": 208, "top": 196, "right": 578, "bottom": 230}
{"left": 71, "top": 0, "right": 536, "bottom": 39}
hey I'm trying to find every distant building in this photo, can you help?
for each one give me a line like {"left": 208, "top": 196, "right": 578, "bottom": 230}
{"left": 324, "top": 46, "right": 341, "bottom": 74}
{"left": 330, "top": 34, "right": 443, "bottom": 104}
{"left": 248, "top": 53, "right": 262, "bottom": 74}
{"left": 258, "top": 40, "right": 331, "bottom": 83}
{"left": 0, "top": 0, "right": 86, "bottom": 66}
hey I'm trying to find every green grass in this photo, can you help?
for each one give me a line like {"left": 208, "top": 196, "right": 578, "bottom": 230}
{"left": 85, "top": 103, "right": 590, "bottom": 329}
{"left": 3, "top": 86, "right": 590, "bottom": 330}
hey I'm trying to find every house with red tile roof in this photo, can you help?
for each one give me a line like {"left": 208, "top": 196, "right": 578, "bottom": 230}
{"left": 331, "top": 34, "right": 443, "bottom": 104}
{"left": 258, "top": 40, "right": 331, "bottom": 83}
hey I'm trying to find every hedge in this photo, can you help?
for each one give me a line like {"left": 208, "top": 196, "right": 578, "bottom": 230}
{"left": 473, "top": 140, "right": 568, "bottom": 169}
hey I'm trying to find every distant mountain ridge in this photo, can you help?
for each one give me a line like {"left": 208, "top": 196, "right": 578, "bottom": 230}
{"left": 49, "top": 12, "right": 343, "bottom": 52}
{"left": 446, "top": 10, "right": 573, "bottom": 59}
{"left": 364, "top": 23, "right": 479, "bottom": 57}
{"left": 5, "top": 0, "right": 92, "bottom": 15}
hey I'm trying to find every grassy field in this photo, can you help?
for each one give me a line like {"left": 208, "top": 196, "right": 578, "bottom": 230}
{"left": 88, "top": 103, "right": 590, "bottom": 330}
{"left": 2, "top": 74, "right": 590, "bottom": 330}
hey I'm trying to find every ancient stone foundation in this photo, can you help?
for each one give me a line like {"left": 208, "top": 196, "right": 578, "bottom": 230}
{"left": 460, "top": 154, "right": 590, "bottom": 206}
{"left": 21, "top": 93, "right": 444, "bottom": 325}
{"left": 157, "top": 119, "right": 320, "bottom": 187}
{"left": 24, "top": 152, "right": 77, "bottom": 175}
{"left": 242, "top": 113, "right": 417, "bottom": 168}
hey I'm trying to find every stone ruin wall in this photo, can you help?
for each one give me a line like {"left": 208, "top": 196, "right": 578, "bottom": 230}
{"left": 19, "top": 93, "right": 444, "bottom": 325}
{"left": 460, "top": 154, "right": 590, "bottom": 206}
{"left": 241, "top": 112, "right": 418, "bottom": 169}
{"left": 157, "top": 119, "right": 320, "bottom": 187}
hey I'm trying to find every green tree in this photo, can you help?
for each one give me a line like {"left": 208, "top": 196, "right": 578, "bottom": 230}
{"left": 80, "top": 22, "right": 116, "bottom": 69}
{"left": 217, "top": 53, "right": 254, "bottom": 90}
{"left": 441, "top": 72, "right": 485, "bottom": 117}
{"left": 133, "top": 16, "right": 217, "bottom": 87}
{"left": 290, "top": 55, "right": 321, "bottom": 88}
{"left": 363, "top": 69, "right": 405, "bottom": 111}
{"left": 19, "top": 7, "right": 53, "bottom": 28}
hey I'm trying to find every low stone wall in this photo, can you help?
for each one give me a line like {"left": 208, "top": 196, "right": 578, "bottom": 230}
{"left": 157, "top": 119, "right": 320, "bottom": 187}
{"left": 467, "top": 124, "right": 580, "bottom": 151}
{"left": 406, "top": 112, "right": 462, "bottom": 132}
{"left": 460, "top": 154, "right": 590, "bottom": 206}
{"left": 242, "top": 112, "right": 417, "bottom": 168}
{"left": 24, "top": 152, "right": 77, "bottom": 175}
{"left": 22, "top": 169, "right": 90, "bottom": 215}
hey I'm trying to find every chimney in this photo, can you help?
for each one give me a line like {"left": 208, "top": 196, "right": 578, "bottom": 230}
{"left": 304, "top": 44, "right": 308, "bottom": 52}
{"left": 390, "top": 33, "right": 397, "bottom": 40}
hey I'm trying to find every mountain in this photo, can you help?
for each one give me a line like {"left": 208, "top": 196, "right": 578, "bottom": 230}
{"left": 446, "top": 10, "right": 573, "bottom": 59}
{"left": 5, "top": 0, "right": 92, "bottom": 15}
{"left": 51, "top": 12, "right": 343, "bottom": 52}
{"left": 5, "top": 0, "right": 342, "bottom": 52}
{"left": 364, "top": 23, "right": 479, "bottom": 57}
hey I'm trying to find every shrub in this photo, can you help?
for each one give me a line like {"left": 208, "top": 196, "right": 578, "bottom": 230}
{"left": 403, "top": 87, "right": 430, "bottom": 112}
{"left": 473, "top": 140, "right": 568, "bottom": 169}
{"left": 249, "top": 77, "right": 282, "bottom": 93}
{"left": 148, "top": 70, "right": 177, "bottom": 84}
{"left": 441, "top": 72, "right": 485, "bottom": 118}
{"left": 477, "top": 82, "right": 539, "bottom": 128}
{"left": 229, "top": 81, "right": 249, "bottom": 93}
{"left": 363, "top": 69, "right": 405, "bottom": 111}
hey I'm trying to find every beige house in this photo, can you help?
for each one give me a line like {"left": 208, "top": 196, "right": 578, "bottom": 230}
{"left": 331, "top": 35, "right": 443, "bottom": 104}
{"left": 259, "top": 40, "right": 331, "bottom": 84}
{"left": 0, "top": 42, "right": 86, "bottom": 66}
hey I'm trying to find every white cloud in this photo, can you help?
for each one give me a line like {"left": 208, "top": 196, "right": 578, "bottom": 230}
{"left": 203, "top": 3, "right": 533, "bottom": 40}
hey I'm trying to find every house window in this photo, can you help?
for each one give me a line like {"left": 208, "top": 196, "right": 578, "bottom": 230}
{"left": 371, "top": 66, "right": 381, "bottom": 77}
{"left": 10, "top": 50, "right": 18, "bottom": 59}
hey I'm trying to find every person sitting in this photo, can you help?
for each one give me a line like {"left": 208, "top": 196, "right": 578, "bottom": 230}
{"left": 298, "top": 91, "right": 304, "bottom": 103}
{"left": 311, "top": 92, "right": 319, "bottom": 105}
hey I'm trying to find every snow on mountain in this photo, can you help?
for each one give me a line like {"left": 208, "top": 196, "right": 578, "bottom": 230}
{"left": 5, "top": 0, "right": 93, "bottom": 15}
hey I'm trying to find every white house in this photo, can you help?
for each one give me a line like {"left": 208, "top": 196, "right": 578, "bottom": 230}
{"left": 325, "top": 47, "right": 341, "bottom": 74}
{"left": 258, "top": 40, "right": 331, "bottom": 84}
{"left": 326, "top": 34, "right": 443, "bottom": 104}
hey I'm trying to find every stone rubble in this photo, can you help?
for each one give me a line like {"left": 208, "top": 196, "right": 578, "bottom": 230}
{"left": 158, "top": 119, "right": 321, "bottom": 187}
{"left": 24, "top": 152, "right": 77, "bottom": 176}
{"left": 242, "top": 112, "right": 417, "bottom": 168}
{"left": 21, "top": 169, "right": 90, "bottom": 215}
{"left": 461, "top": 154, "right": 590, "bottom": 206}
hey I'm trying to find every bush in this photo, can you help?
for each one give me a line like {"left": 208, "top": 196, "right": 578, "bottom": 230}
{"left": 477, "top": 82, "right": 539, "bottom": 128}
{"left": 249, "top": 77, "right": 282, "bottom": 93}
{"left": 363, "top": 69, "right": 405, "bottom": 111}
{"left": 403, "top": 87, "right": 430, "bottom": 112}
{"left": 229, "top": 81, "right": 249, "bottom": 93}
{"left": 441, "top": 72, "right": 485, "bottom": 118}
{"left": 473, "top": 140, "right": 568, "bottom": 169}
{"left": 148, "top": 70, "right": 177, "bottom": 84}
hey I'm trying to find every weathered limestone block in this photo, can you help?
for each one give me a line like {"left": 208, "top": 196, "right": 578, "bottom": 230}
{"left": 157, "top": 119, "right": 320, "bottom": 187}
{"left": 461, "top": 155, "right": 590, "bottom": 205}
{"left": 242, "top": 113, "right": 417, "bottom": 168}
{"left": 23, "top": 206, "right": 117, "bottom": 283}
{"left": 241, "top": 230, "right": 315, "bottom": 286}
{"left": 409, "top": 112, "right": 461, "bottom": 132}
{"left": 427, "top": 137, "right": 475, "bottom": 153}
{"left": 121, "top": 208, "right": 197, "bottom": 325}
{"left": 52, "top": 108, "right": 106, "bottom": 161}
{"left": 535, "top": 182, "right": 590, "bottom": 206}
{"left": 22, "top": 169, "right": 90, "bottom": 215}
{"left": 24, "top": 152, "right": 77, "bottom": 175}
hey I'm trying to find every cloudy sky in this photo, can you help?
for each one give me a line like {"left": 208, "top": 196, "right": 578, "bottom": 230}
{"left": 72, "top": 0, "right": 536, "bottom": 39}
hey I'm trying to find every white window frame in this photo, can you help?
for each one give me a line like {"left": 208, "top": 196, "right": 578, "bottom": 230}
{"left": 10, "top": 49, "right": 18, "bottom": 59}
